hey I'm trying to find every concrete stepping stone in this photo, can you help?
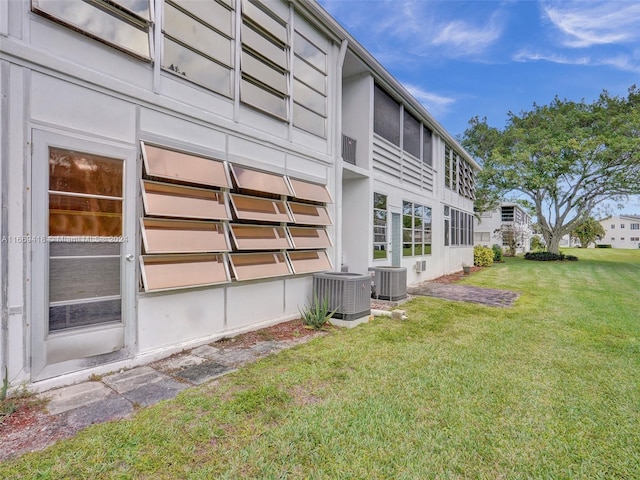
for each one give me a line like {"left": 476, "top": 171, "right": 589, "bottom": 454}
{"left": 249, "top": 341, "right": 282, "bottom": 355}
{"left": 215, "top": 349, "right": 257, "bottom": 367}
{"left": 119, "top": 381, "right": 188, "bottom": 407}
{"left": 103, "top": 366, "right": 188, "bottom": 406}
{"left": 175, "top": 361, "right": 235, "bottom": 385}
{"left": 191, "top": 344, "right": 221, "bottom": 358}
{"left": 152, "top": 354, "right": 206, "bottom": 373}
{"left": 43, "top": 382, "right": 114, "bottom": 415}
{"left": 62, "top": 395, "right": 134, "bottom": 429}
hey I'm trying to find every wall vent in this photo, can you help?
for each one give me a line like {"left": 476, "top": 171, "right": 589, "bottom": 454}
{"left": 342, "top": 135, "right": 357, "bottom": 165}
{"left": 415, "top": 260, "right": 426, "bottom": 273}
{"left": 373, "top": 266, "right": 407, "bottom": 301}
{"left": 313, "top": 272, "right": 370, "bottom": 321}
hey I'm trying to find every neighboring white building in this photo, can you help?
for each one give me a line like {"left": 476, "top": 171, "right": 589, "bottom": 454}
{"left": 474, "top": 203, "right": 533, "bottom": 253}
{"left": 0, "top": 0, "right": 478, "bottom": 391}
{"left": 597, "top": 215, "right": 640, "bottom": 249}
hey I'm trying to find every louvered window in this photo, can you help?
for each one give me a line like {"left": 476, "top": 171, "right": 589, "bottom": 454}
{"left": 240, "top": 0, "right": 289, "bottom": 119}
{"left": 162, "top": 0, "right": 235, "bottom": 97}
{"left": 32, "top": 0, "right": 152, "bottom": 60}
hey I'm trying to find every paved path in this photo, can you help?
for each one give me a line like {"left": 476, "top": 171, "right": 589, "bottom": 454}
{"left": 408, "top": 282, "right": 520, "bottom": 307}
{"left": 1, "top": 335, "right": 319, "bottom": 461}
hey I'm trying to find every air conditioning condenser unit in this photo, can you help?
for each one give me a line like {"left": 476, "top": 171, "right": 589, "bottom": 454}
{"left": 312, "top": 272, "right": 371, "bottom": 321}
{"left": 373, "top": 266, "right": 407, "bottom": 301}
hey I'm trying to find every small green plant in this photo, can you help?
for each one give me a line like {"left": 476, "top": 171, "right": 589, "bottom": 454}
{"left": 1, "top": 368, "right": 45, "bottom": 424}
{"left": 492, "top": 244, "right": 503, "bottom": 262}
{"left": 530, "top": 236, "right": 545, "bottom": 252}
{"left": 474, "top": 245, "right": 494, "bottom": 267}
{"left": 1, "top": 366, "right": 17, "bottom": 422}
{"left": 299, "top": 293, "right": 337, "bottom": 330}
{"left": 1, "top": 366, "right": 8, "bottom": 402}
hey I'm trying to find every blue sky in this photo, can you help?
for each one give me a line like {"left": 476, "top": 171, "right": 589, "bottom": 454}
{"left": 318, "top": 0, "right": 640, "bottom": 213}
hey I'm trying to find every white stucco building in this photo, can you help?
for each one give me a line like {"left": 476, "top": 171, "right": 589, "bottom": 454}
{"left": 597, "top": 215, "right": 640, "bottom": 249}
{"left": 0, "top": 0, "right": 478, "bottom": 391}
{"left": 474, "top": 203, "right": 533, "bottom": 253}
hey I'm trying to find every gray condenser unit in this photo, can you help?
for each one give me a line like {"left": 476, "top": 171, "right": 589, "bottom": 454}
{"left": 372, "top": 266, "right": 407, "bottom": 301}
{"left": 312, "top": 272, "right": 371, "bottom": 321}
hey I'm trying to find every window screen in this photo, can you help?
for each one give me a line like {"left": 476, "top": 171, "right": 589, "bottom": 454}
{"left": 50, "top": 253, "right": 120, "bottom": 303}
{"left": 403, "top": 110, "right": 420, "bottom": 158}
{"left": 373, "top": 84, "right": 400, "bottom": 146}
{"left": 422, "top": 126, "right": 433, "bottom": 166}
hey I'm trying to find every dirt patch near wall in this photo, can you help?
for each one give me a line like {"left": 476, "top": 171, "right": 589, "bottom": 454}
{"left": 429, "top": 267, "right": 484, "bottom": 284}
{"left": 215, "top": 319, "right": 328, "bottom": 349}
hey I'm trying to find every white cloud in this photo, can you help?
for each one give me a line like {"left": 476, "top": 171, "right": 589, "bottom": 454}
{"left": 513, "top": 49, "right": 640, "bottom": 73}
{"left": 543, "top": 1, "right": 640, "bottom": 48}
{"left": 513, "top": 50, "right": 591, "bottom": 65}
{"left": 319, "top": 0, "right": 504, "bottom": 59}
{"left": 430, "top": 17, "right": 503, "bottom": 57}
{"left": 403, "top": 84, "right": 455, "bottom": 116}
{"left": 597, "top": 55, "right": 640, "bottom": 74}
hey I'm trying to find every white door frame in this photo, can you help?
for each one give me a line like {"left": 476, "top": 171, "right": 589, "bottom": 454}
{"left": 30, "top": 129, "right": 137, "bottom": 381}
{"left": 391, "top": 212, "right": 401, "bottom": 267}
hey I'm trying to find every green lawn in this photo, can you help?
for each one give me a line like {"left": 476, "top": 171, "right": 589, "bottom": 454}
{"left": 2, "top": 249, "right": 639, "bottom": 479}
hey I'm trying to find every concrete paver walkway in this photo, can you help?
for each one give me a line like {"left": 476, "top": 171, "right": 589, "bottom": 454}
{"left": 408, "top": 282, "right": 520, "bottom": 307}
{"left": 41, "top": 337, "right": 310, "bottom": 421}
{"left": 0, "top": 335, "right": 318, "bottom": 461}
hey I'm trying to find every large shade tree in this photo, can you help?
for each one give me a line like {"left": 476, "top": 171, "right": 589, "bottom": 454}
{"left": 461, "top": 86, "right": 640, "bottom": 253}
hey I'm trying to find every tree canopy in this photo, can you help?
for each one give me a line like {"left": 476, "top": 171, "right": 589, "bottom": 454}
{"left": 570, "top": 217, "right": 605, "bottom": 248}
{"left": 461, "top": 86, "right": 640, "bottom": 253}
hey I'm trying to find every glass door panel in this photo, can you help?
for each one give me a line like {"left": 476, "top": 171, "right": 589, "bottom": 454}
{"left": 31, "top": 131, "right": 135, "bottom": 381}
{"left": 47, "top": 147, "right": 124, "bottom": 333}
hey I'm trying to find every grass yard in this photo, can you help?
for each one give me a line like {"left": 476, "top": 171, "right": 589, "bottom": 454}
{"left": 1, "top": 248, "right": 639, "bottom": 479}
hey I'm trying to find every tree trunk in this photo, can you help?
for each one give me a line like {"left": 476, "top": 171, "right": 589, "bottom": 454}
{"left": 547, "top": 234, "right": 562, "bottom": 254}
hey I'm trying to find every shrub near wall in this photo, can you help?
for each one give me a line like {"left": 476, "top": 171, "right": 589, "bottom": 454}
{"left": 492, "top": 244, "right": 503, "bottom": 262}
{"left": 474, "top": 245, "right": 494, "bottom": 267}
